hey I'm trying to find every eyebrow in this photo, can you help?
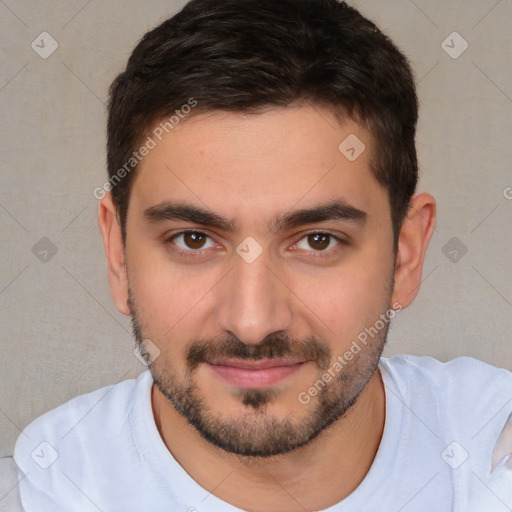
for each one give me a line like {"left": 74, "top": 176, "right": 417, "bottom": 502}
{"left": 143, "top": 199, "right": 367, "bottom": 232}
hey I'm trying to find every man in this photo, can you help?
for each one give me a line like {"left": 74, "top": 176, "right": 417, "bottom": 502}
{"left": 12, "top": 0, "right": 512, "bottom": 510}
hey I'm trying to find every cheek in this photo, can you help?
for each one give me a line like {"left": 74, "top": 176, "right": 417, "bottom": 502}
{"left": 291, "top": 254, "right": 393, "bottom": 342}
{"left": 127, "top": 247, "right": 217, "bottom": 338}
{"left": 135, "top": 276, "right": 211, "bottom": 332}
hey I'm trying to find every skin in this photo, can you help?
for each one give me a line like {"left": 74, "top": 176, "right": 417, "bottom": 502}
{"left": 98, "top": 105, "right": 436, "bottom": 511}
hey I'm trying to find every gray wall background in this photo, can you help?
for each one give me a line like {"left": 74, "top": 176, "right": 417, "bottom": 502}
{"left": 0, "top": 0, "right": 511, "bottom": 457}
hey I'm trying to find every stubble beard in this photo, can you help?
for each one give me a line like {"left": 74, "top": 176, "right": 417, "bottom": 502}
{"left": 129, "top": 289, "right": 390, "bottom": 458}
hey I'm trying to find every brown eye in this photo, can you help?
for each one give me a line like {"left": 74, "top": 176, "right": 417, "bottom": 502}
{"left": 170, "top": 231, "right": 216, "bottom": 253}
{"left": 294, "top": 232, "right": 342, "bottom": 254}
{"left": 307, "top": 233, "right": 330, "bottom": 251}
{"left": 183, "top": 231, "right": 207, "bottom": 249}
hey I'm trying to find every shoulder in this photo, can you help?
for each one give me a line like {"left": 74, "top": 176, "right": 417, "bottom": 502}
{"left": 381, "top": 355, "right": 512, "bottom": 463}
{"left": 380, "top": 354, "right": 512, "bottom": 435}
{"left": 377, "top": 356, "right": 512, "bottom": 506}
{"left": 381, "top": 354, "right": 512, "bottom": 396}
{"left": 15, "top": 372, "right": 148, "bottom": 448}
{"left": 13, "top": 371, "right": 152, "bottom": 505}
{"left": 381, "top": 354, "right": 512, "bottom": 418}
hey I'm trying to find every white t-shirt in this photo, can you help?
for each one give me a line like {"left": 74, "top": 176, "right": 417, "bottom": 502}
{"left": 13, "top": 355, "right": 512, "bottom": 511}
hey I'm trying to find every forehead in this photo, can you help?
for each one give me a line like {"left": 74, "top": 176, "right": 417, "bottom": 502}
{"left": 129, "top": 105, "right": 389, "bottom": 229}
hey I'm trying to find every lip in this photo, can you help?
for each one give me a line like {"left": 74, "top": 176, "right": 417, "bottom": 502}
{"left": 207, "top": 359, "right": 306, "bottom": 389}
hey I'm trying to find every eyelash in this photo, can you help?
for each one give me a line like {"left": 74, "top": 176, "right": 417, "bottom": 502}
{"left": 164, "top": 229, "right": 347, "bottom": 259}
{"left": 165, "top": 230, "right": 219, "bottom": 259}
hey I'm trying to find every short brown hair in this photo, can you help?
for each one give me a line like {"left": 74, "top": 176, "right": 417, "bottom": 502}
{"left": 107, "top": 0, "right": 418, "bottom": 246}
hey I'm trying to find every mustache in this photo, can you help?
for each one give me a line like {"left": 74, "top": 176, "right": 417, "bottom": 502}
{"left": 187, "top": 334, "right": 331, "bottom": 371}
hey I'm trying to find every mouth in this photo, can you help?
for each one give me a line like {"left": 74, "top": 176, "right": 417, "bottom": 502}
{"left": 206, "top": 358, "right": 307, "bottom": 389}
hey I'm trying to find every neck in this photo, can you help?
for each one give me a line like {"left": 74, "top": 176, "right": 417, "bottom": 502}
{"left": 152, "top": 369, "right": 386, "bottom": 512}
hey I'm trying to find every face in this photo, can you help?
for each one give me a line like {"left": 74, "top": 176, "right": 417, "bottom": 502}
{"left": 124, "top": 105, "right": 397, "bottom": 457}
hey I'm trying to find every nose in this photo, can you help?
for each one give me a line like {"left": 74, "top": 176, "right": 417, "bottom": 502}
{"left": 215, "top": 249, "right": 294, "bottom": 345}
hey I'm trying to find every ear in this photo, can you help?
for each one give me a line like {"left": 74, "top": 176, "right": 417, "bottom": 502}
{"left": 97, "top": 193, "right": 131, "bottom": 316}
{"left": 392, "top": 193, "right": 436, "bottom": 309}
